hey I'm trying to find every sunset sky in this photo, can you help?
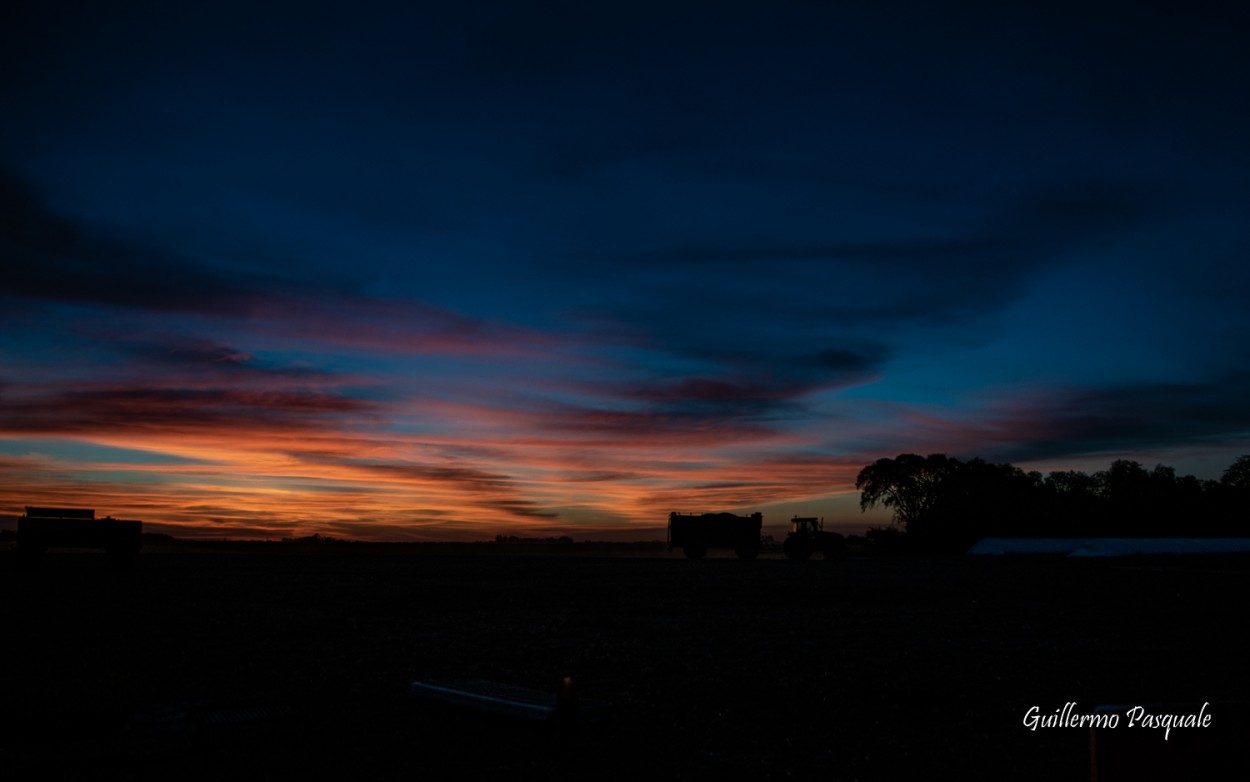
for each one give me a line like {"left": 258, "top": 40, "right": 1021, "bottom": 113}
{"left": 4, "top": 2, "right": 1249, "bottom": 540}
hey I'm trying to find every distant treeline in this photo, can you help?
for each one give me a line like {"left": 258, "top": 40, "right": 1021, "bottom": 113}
{"left": 128, "top": 533, "right": 670, "bottom": 551}
{"left": 493, "top": 534, "right": 575, "bottom": 545}
{"left": 857, "top": 454, "right": 1250, "bottom": 550}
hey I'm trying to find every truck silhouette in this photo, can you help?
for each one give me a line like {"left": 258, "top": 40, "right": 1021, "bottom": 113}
{"left": 668, "top": 512, "right": 762, "bottom": 559}
{"left": 17, "top": 506, "right": 142, "bottom": 566}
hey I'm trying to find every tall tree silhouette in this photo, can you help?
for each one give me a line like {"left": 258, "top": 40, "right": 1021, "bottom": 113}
{"left": 856, "top": 454, "right": 958, "bottom": 533}
{"left": 1211, "top": 455, "right": 1250, "bottom": 533}
{"left": 1222, "top": 455, "right": 1250, "bottom": 490}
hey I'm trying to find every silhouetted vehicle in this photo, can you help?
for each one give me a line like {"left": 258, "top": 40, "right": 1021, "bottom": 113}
{"left": 783, "top": 516, "right": 845, "bottom": 561}
{"left": 668, "top": 512, "right": 762, "bottom": 559}
{"left": 17, "top": 507, "right": 142, "bottom": 566}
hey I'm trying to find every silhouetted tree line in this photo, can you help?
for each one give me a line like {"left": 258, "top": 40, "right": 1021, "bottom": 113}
{"left": 857, "top": 454, "right": 1250, "bottom": 551}
{"left": 280, "top": 532, "right": 351, "bottom": 546}
{"left": 493, "top": 534, "right": 575, "bottom": 545}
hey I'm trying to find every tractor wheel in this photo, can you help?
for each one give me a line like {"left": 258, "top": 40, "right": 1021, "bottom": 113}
{"left": 819, "top": 533, "right": 847, "bottom": 560}
{"left": 783, "top": 535, "right": 813, "bottom": 562}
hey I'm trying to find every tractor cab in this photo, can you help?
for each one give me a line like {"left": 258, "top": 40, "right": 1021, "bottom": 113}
{"left": 790, "top": 516, "right": 823, "bottom": 534}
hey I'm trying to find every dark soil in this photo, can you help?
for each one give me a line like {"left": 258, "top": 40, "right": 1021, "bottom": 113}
{"left": 2, "top": 548, "right": 1246, "bottom": 780}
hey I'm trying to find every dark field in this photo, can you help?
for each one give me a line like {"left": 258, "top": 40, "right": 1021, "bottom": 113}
{"left": 2, "top": 547, "right": 1247, "bottom": 780}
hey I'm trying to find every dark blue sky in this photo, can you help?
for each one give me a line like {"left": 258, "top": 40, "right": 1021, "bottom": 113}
{"left": 3, "top": 1, "right": 1249, "bottom": 539}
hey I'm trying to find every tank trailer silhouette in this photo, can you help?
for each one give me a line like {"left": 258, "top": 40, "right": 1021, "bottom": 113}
{"left": 668, "top": 512, "right": 762, "bottom": 559}
{"left": 17, "top": 507, "right": 142, "bottom": 566}
{"left": 667, "top": 512, "right": 845, "bottom": 560}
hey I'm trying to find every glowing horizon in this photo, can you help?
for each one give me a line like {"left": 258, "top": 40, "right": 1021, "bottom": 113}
{"left": 4, "top": 4, "right": 1249, "bottom": 540}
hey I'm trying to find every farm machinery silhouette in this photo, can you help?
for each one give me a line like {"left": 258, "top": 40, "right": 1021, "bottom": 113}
{"left": 668, "top": 512, "right": 845, "bottom": 560}
{"left": 16, "top": 506, "right": 142, "bottom": 566}
{"left": 781, "top": 516, "right": 846, "bottom": 561}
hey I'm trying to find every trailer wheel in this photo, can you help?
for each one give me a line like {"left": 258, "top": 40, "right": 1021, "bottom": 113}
{"left": 682, "top": 542, "right": 708, "bottom": 559}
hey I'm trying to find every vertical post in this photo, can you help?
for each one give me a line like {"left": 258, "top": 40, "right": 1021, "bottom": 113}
{"left": 556, "top": 675, "right": 578, "bottom": 741}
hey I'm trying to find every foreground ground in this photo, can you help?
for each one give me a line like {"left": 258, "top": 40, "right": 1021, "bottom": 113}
{"left": 2, "top": 546, "right": 1247, "bottom": 780}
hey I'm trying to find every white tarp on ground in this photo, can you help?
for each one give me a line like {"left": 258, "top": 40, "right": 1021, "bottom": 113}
{"left": 969, "top": 538, "right": 1250, "bottom": 557}
{"left": 967, "top": 538, "right": 1093, "bottom": 555}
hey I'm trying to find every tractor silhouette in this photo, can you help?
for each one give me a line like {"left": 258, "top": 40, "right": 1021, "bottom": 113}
{"left": 783, "top": 516, "right": 845, "bottom": 561}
